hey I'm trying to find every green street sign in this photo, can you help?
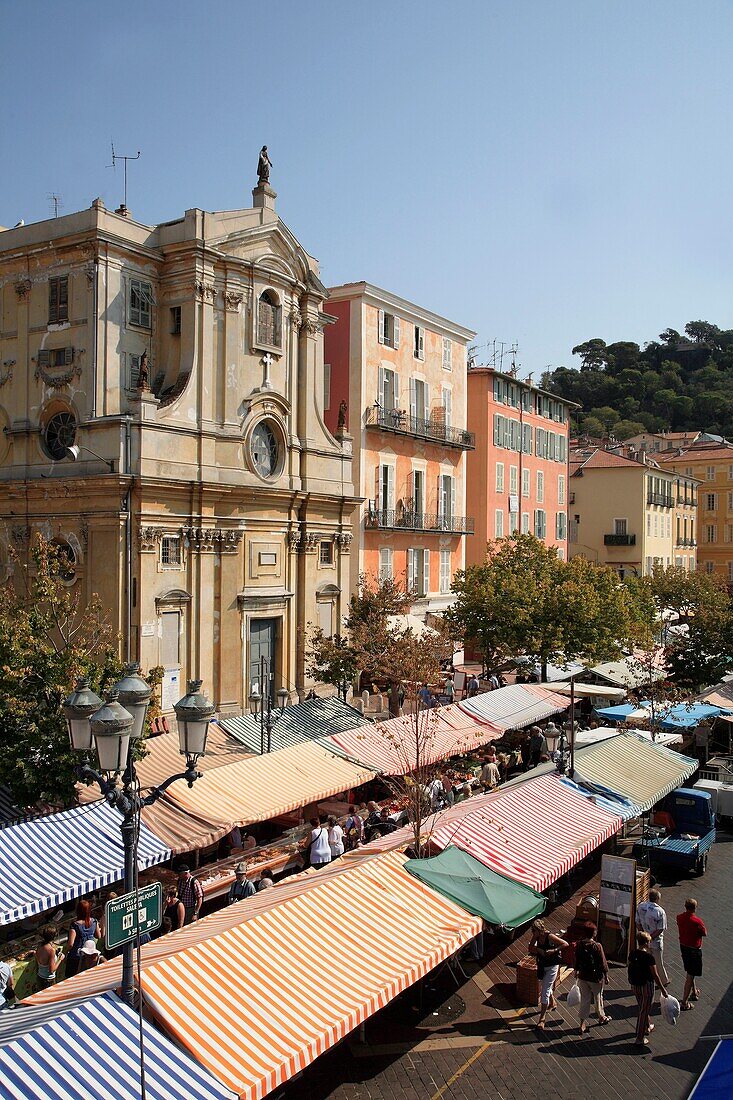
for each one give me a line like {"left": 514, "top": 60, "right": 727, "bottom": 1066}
{"left": 105, "top": 882, "right": 162, "bottom": 950}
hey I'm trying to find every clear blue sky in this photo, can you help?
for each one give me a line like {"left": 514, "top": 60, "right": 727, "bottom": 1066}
{"left": 2, "top": 0, "right": 732, "bottom": 374}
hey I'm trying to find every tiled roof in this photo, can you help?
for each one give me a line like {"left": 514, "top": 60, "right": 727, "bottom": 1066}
{"left": 569, "top": 448, "right": 650, "bottom": 471}
{"left": 658, "top": 445, "right": 733, "bottom": 462}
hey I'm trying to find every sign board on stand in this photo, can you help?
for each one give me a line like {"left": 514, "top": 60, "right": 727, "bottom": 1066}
{"left": 105, "top": 882, "right": 162, "bottom": 951}
{"left": 598, "top": 853, "right": 636, "bottom": 963}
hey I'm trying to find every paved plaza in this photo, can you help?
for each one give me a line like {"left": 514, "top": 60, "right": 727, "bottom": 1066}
{"left": 287, "top": 830, "right": 733, "bottom": 1100}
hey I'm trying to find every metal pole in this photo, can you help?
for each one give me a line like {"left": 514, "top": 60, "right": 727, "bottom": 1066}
{"left": 569, "top": 676, "right": 575, "bottom": 779}
{"left": 259, "top": 655, "right": 265, "bottom": 756}
{"left": 120, "top": 811, "right": 136, "bottom": 1005}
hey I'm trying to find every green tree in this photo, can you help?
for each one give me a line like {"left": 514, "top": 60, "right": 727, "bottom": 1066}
{"left": 613, "top": 419, "right": 647, "bottom": 440}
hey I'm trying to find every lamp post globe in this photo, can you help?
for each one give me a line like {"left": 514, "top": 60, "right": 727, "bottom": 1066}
{"left": 63, "top": 678, "right": 103, "bottom": 752}
{"left": 90, "top": 691, "right": 135, "bottom": 774}
{"left": 112, "top": 662, "right": 152, "bottom": 742}
{"left": 276, "top": 687, "right": 289, "bottom": 711}
{"left": 249, "top": 681, "right": 262, "bottom": 710}
{"left": 174, "top": 679, "right": 214, "bottom": 763}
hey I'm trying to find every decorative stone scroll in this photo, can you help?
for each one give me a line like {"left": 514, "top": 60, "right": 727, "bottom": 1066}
{"left": 286, "top": 528, "right": 301, "bottom": 552}
{"left": 0, "top": 361, "right": 14, "bottom": 387}
{"left": 139, "top": 526, "right": 164, "bottom": 553}
{"left": 13, "top": 280, "right": 32, "bottom": 301}
{"left": 193, "top": 280, "right": 217, "bottom": 302}
{"left": 334, "top": 531, "right": 353, "bottom": 552}
{"left": 224, "top": 291, "right": 244, "bottom": 312}
{"left": 182, "top": 526, "right": 244, "bottom": 554}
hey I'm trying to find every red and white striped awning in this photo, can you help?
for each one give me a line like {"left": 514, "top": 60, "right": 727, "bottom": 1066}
{"left": 323, "top": 702, "right": 501, "bottom": 774}
{"left": 431, "top": 773, "right": 622, "bottom": 892}
{"left": 458, "top": 683, "right": 570, "bottom": 730}
{"left": 139, "top": 851, "right": 481, "bottom": 1100}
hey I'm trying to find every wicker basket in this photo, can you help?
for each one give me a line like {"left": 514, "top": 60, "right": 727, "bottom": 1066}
{"left": 516, "top": 954, "right": 539, "bottom": 1005}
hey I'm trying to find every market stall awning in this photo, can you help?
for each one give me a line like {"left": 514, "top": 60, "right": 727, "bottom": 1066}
{"left": 589, "top": 654, "right": 666, "bottom": 689}
{"left": 558, "top": 775, "right": 641, "bottom": 822}
{"left": 217, "top": 697, "right": 372, "bottom": 755}
{"left": 458, "top": 683, "right": 570, "bottom": 730}
{"left": 688, "top": 1039, "right": 733, "bottom": 1100}
{"left": 574, "top": 726, "right": 682, "bottom": 749}
{"left": 0, "top": 801, "right": 170, "bottom": 926}
{"left": 697, "top": 678, "right": 733, "bottom": 710}
{"left": 138, "top": 851, "right": 481, "bottom": 1100}
{"left": 160, "top": 740, "right": 377, "bottom": 831}
{"left": 430, "top": 773, "right": 621, "bottom": 892}
{"left": 322, "top": 702, "right": 501, "bottom": 774}
{"left": 658, "top": 702, "right": 727, "bottom": 730}
{"left": 405, "top": 846, "right": 546, "bottom": 928}
{"left": 594, "top": 703, "right": 651, "bottom": 724}
{"left": 545, "top": 682, "right": 627, "bottom": 699}
{"left": 571, "top": 732, "right": 697, "bottom": 812}
{"left": 0, "top": 991, "right": 234, "bottom": 1100}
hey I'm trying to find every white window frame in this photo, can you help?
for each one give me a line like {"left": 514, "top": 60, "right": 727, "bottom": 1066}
{"left": 414, "top": 325, "right": 425, "bottom": 361}
{"left": 160, "top": 535, "right": 182, "bottom": 569}
{"left": 379, "top": 547, "right": 393, "bottom": 582}
{"left": 495, "top": 509, "right": 504, "bottom": 538}
{"left": 128, "top": 277, "right": 153, "bottom": 329}
{"left": 521, "top": 512, "right": 530, "bottom": 535}
{"left": 510, "top": 465, "right": 518, "bottom": 495}
{"left": 536, "top": 470, "right": 544, "bottom": 503}
{"left": 442, "top": 337, "right": 452, "bottom": 371}
{"left": 495, "top": 462, "right": 505, "bottom": 494}
{"left": 522, "top": 468, "right": 530, "bottom": 499}
{"left": 378, "top": 310, "right": 400, "bottom": 350}
{"left": 439, "top": 550, "right": 451, "bottom": 594}
{"left": 558, "top": 474, "right": 565, "bottom": 505}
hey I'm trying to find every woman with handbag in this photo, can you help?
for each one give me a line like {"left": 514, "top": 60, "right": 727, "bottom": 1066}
{"left": 309, "top": 816, "right": 332, "bottom": 870}
{"left": 529, "top": 919, "right": 569, "bottom": 1030}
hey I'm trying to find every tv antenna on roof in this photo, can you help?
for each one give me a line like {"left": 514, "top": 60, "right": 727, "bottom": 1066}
{"left": 47, "top": 193, "right": 62, "bottom": 218}
{"left": 107, "top": 142, "right": 140, "bottom": 212}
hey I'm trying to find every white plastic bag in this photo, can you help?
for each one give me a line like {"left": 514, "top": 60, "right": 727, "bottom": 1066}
{"left": 566, "top": 982, "right": 581, "bottom": 1008}
{"left": 661, "top": 994, "right": 680, "bottom": 1026}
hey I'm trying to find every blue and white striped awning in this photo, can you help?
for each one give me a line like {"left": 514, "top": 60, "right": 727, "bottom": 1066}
{"left": 0, "top": 801, "right": 171, "bottom": 925}
{"left": 559, "top": 776, "right": 641, "bottom": 822}
{"left": 0, "top": 991, "right": 235, "bottom": 1099}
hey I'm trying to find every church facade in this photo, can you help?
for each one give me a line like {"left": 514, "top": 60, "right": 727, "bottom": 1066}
{"left": 0, "top": 177, "right": 357, "bottom": 713}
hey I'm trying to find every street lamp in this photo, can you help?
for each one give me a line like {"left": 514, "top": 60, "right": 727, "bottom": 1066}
{"left": 248, "top": 657, "right": 288, "bottom": 753}
{"left": 63, "top": 670, "right": 213, "bottom": 1004}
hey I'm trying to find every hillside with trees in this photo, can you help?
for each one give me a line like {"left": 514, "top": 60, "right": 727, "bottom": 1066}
{"left": 545, "top": 320, "right": 733, "bottom": 440}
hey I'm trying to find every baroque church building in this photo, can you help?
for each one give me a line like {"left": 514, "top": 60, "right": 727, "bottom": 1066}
{"left": 0, "top": 167, "right": 357, "bottom": 713}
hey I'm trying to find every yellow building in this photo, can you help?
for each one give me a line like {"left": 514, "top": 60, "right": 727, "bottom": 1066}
{"left": 659, "top": 443, "right": 733, "bottom": 583}
{"left": 0, "top": 177, "right": 357, "bottom": 714}
{"left": 568, "top": 445, "right": 693, "bottom": 577}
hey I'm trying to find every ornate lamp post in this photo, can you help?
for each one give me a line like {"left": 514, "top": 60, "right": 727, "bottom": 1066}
{"left": 63, "top": 665, "right": 213, "bottom": 1004}
{"left": 248, "top": 657, "right": 288, "bottom": 753}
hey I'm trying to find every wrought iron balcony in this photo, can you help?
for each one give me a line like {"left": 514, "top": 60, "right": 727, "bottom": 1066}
{"left": 647, "top": 492, "right": 674, "bottom": 508}
{"left": 604, "top": 533, "right": 636, "bottom": 546}
{"left": 675, "top": 538, "right": 697, "bottom": 548}
{"left": 365, "top": 508, "right": 474, "bottom": 535}
{"left": 365, "top": 405, "right": 475, "bottom": 450}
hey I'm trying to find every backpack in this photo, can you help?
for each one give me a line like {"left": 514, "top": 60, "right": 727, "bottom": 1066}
{"left": 73, "top": 919, "right": 98, "bottom": 954}
{"left": 628, "top": 950, "right": 651, "bottom": 987}
{"left": 576, "top": 939, "right": 604, "bottom": 982}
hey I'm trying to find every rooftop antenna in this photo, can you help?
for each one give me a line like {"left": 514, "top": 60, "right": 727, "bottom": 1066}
{"left": 107, "top": 142, "right": 140, "bottom": 214}
{"left": 47, "top": 193, "right": 62, "bottom": 218}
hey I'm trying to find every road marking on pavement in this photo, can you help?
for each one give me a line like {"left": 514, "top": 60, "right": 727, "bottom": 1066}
{"left": 427, "top": 1007, "right": 528, "bottom": 1100}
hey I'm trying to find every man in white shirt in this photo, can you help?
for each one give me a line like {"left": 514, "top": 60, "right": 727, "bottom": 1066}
{"left": 636, "top": 888, "right": 670, "bottom": 987}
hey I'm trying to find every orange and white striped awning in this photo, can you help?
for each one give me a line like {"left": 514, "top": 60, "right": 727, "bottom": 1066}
{"left": 139, "top": 850, "right": 481, "bottom": 1100}
{"left": 160, "top": 739, "right": 376, "bottom": 830}
{"left": 323, "top": 702, "right": 502, "bottom": 774}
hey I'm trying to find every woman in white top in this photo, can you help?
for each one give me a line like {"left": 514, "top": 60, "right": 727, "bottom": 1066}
{"left": 309, "top": 817, "right": 332, "bottom": 869}
{"left": 328, "top": 815, "right": 345, "bottom": 859}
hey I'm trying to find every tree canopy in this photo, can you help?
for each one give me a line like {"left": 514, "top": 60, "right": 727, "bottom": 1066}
{"left": 548, "top": 321, "right": 733, "bottom": 438}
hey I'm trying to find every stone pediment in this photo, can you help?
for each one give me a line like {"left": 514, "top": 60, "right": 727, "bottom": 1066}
{"left": 213, "top": 223, "right": 314, "bottom": 287}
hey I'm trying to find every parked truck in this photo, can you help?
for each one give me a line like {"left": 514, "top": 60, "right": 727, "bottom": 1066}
{"left": 632, "top": 788, "right": 715, "bottom": 876}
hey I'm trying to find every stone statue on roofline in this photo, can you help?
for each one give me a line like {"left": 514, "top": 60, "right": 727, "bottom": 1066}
{"left": 257, "top": 146, "right": 272, "bottom": 185}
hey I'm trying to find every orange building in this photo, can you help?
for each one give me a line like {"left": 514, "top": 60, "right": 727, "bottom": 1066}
{"left": 323, "top": 283, "right": 475, "bottom": 619}
{"left": 658, "top": 442, "right": 733, "bottom": 584}
{"left": 465, "top": 368, "right": 574, "bottom": 565}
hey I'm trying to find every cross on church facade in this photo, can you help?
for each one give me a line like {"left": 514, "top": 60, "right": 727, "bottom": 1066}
{"left": 260, "top": 352, "right": 274, "bottom": 390}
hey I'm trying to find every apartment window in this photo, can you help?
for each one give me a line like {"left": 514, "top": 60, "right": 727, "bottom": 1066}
{"left": 706, "top": 525, "right": 717, "bottom": 543}
{"left": 729, "top": 464, "right": 733, "bottom": 480}
{"left": 323, "top": 363, "right": 331, "bottom": 412}
{"left": 495, "top": 509, "right": 504, "bottom": 538}
{"left": 728, "top": 491, "right": 733, "bottom": 512}
{"left": 411, "top": 468, "right": 425, "bottom": 515}
{"left": 376, "top": 463, "right": 395, "bottom": 512}
{"left": 521, "top": 512, "right": 530, "bottom": 535}
{"left": 414, "top": 325, "right": 425, "bottom": 360}
{"left": 128, "top": 353, "right": 143, "bottom": 390}
{"left": 440, "top": 550, "right": 451, "bottom": 594}
{"left": 409, "top": 378, "right": 429, "bottom": 422}
{"left": 555, "top": 512, "right": 567, "bottom": 540}
{"left": 437, "top": 474, "right": 456, "bottom": 527}
{"left": 706, "top": 561, "right": 715, "bottom": 575}
{"left": 647, "top": 513, "right": 651, "bottom": 536}
{"left": 129, "top": 278, "right": 153, "bottom": 328}
{"left": 522, "top": 468, "right": 530, "bottom": 498}
{"left": 161, "top": 536, "right": 181, "bottom": 567}
{"left": 379, "top": 547, "right": 393, "bottom": 582}
{"left": 378, "top": 309, "right": 400, "bottom": 349}
{"left": 496, "top": 462, "right": 505, "bottom": 493}
{"left": 38, "top": 347, "right": 74, "bottom": 369}
{"left": 707, "top": 466, "right": 716, "bottom": 481}
{"left": 510, "top": 465, "right": 518, "bottom": 495}
{"left": 442, "top": 385, "right": 452, "bottom": 428}
{"left": 534, "top": 509, "right": 547, "bottom": 539}
{"left": 536, "top": 471, "right": 544, "bottom": 503}
{"left": 706, "top": 493, "right": 717, "bottom": 511}
{"left": 653, "top": 514, "right": 658, "bottom": 537}
{"left": 170, "top": 306, "right": 182, "bottom": 335}
{"left": 442, "top": 337, "right": 452, "bottom": 371}
{"left": 614, "top": 518, "right": 628, "bottom": 535}
{"left": 257, "top": 290, "right": 282, "bottom": 347}
{"left": 558, "top": 474, "right": 566, "bottom": 505}
{"left": 725, "top": 524, "right": 733, "bottom": 544}
{"left": 319, "top": 540, "right": 333, "bottom": 565}
{"left": 522, "top": 423, "right": 533, "bottom": 454}
{"left": 407, "top": 548, "right": 430, "bottom": 597}
{"left": 378, "top": 366, "right": 399, "bottom": 411}
{"left": 48, "top": 276, "right": 69, "bottom": 324}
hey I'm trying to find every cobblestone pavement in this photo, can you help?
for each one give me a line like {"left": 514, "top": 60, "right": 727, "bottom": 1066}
{"left": 284, "top": 830, "right": 733, "bottom": 1100}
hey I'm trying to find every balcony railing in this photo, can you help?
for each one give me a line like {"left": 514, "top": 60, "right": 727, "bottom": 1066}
{"left": 365, "top": 405, "right": 475, "bottom": 450}
{"left": 647, "top": 492, "right": 674, "bottom": 508}
{"left": 676, "top": 496, "right": 697, "bottom": 507}
{"left": 604, "top": 533, "right": 636, "bottom": 546}
{"left": 675, "top": 538, "right": 697, "bottom": 548}
{"left": 365, "top": 508, "right": 474, "bottom": 535}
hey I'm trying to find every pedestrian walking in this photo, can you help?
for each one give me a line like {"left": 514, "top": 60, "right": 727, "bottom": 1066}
{"left": 177, "top": 865, "right": 204, "bottom": 924}
{"left": 529, "top": 919, "right": 568, "bottom": 1031}
{"left": 575, "top": 924, "right": 611, "bottom": 1034}
{"left": 636, "top": 888, "right": 670, "bottom": 988}
{"left": 65, "top": 899, "right": 101, "bottom": 978}
{"left": 529, "top": 726, "right": 547, "bottom": 768}
{"left": 677, "top": 897, "right": 707, "bottom": 1010}
{"left": 328, "top": 815, "right": 345, "bottom": 860}
{"left": 308, "top": 817, "right": 332, "bottom": 869}
{"left": 467, "top": 674, "right": 480, "bottom": 698}
{"left": 227, "top": 863, "right": 256, "bottom": 905}
{"left": 628, "top": 931, "right": 669, "bottom": 1047}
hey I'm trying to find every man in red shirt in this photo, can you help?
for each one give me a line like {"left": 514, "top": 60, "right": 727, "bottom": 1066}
{"left": 677, "top": 897, "right": 707, "bottom": 1010}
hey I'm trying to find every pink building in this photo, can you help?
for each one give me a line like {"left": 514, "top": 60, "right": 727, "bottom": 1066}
{"left": 465, "top": 368, "right": 575, "bottom": 565}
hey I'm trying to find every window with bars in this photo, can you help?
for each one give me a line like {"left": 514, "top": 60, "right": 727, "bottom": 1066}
{"left": 129, "top": 278, "right": 153, "bottom": 328}
{"left": 161, "top": 536, "right": 182, "bottom": 567}
{"left": 49, "top": 276, "right": 69, "bottom": 323}
{"left": 319, "top": 540, "right": 334, "bottom": 565}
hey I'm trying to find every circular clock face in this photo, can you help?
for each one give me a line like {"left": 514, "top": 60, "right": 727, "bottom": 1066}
{"left": 251, "top": 421, "right": 280, "bottom": 478}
